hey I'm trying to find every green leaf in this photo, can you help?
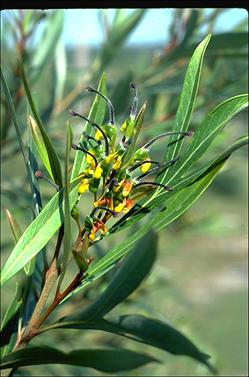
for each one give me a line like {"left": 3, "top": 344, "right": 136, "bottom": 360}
{"left": 28, "top": 115, "right": 53, "bottom": 180}
{"left": 61, "top": 160, "right": 225, "bottom": 299}
{"left": 112, "top": 9, "right": 127, "bottom": 28}
{"left": 110, "top": 95, "right": 248, "bottom": 235}
{"left": 161, "top": 34, "right": 211, "bottom": 183}
{"left": 65, "top": 231, "right": 157, "bottom": 317}
{"left": 110, "top": 10, "right": 146, "bottom": 46}
{"left": 44, "top": 314, "right": 214, "bottom": 372}
{"left": 20, "top": 63, "right": 63, "bottom": 188}
{"left": 100, "top": 10, "right": 146, "bottom": 67}
{"left": 0, "top": 347, "right": 158, "bottom": 373}
{"left": 1, "top": 67, "right": 34, "bottom": 195}
{"left": 0, "top": 284, "right": 20, "bottom": 333}
{"left": 0, "top": 284, "right": 20, "bottom": 354}
{"left": 25, "top": 129, "right": 47, "bottom": 279}
{"left": 123, "top": 102, "right": 147, "bottom": 165}
{"left": 181, "top": 10, "right": 199, "bottom": 45}
{"left": 31, "top": 11, "right": 64, "bottom": 83}
{"left": 161, "top": 94, "right": 248, "bottom": 186}
{"left": 71, "top": 72, "right": 107, "bottom": 180}
{"left": 5, "top": 209, "right": 22, "bottom": 245}
{"left": 0, "top": 177, "right": 82, "bottom": 287}
{"left": 207, "top": 32, "right": 248, "bottom": 51}
{"left": 54, "top": 39, "right": 67, "bottom": 104}
{"left": 59, "top": 123, "right": 72, "bottom": 283}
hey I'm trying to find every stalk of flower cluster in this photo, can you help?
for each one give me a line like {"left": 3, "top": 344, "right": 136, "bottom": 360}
{"left": 86, "top": 86, "right": 115, "bottom": 125}
{"left": 69, "top": 110, "right": 110, "bottom": 155}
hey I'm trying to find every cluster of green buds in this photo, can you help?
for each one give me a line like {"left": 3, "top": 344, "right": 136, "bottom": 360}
{"left": 69, "top": 83, "right": 193, "bottom": 248}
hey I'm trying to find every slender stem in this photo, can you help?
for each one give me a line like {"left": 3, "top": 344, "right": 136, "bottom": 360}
{"left": 31, "top": 272, "right": 82, "bottom": 330}
{"left": 130, "top": 82, "right": 138, "bottom": 117}
{"left": 53, "top": 225, "right": 64, "bottom": 261}
{"left": 86, "top": 86, "right": 115, "bottom": 125}
{"left": 132, "top": 181, "right": 173, "bottom": 191}
{"left": 143, "top": 130, "right": 193, "bottom": 149}
{"left": 16, "top": 259, "right": 58, "bottom": 347}
{"left": 72, "top": 143, "right": 98, "bottom": 168}
{"left": 69, "top": 110, "right": 109, "bottom": 156}
{"left": 129, "top": 160, "right": 161, "bottom": 172}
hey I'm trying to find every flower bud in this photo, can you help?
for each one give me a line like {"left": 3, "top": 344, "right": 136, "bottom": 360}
{"left": 140, "top": 160, "right": 151, "bottom": 174}
{"left": 113, "top": 155, "right": 122, "bottom": 170}
{"left": 122, "top": 180, "right": 132, "bottom": 197}
{"left": 133, "top": 147, "right": 149, "bottom": 161}
{"left": 114, "top": 200, "right": 126, "bottom": 213}
{"left": 78, "top": 179, "right": 89, "bottom": 194}
{"left": 95, "top": 129, "right": 104, "bottom": 141}
{"left": 94, "top": 164, "right": 103, "bottom": 179}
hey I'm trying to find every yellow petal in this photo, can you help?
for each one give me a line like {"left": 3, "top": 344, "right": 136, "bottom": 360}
{"left": 112, "top": 179, "right": 124, "bottom": 192}
{"left": 114, "top": 201, "right": 126, "bottom": 213}
{"left": 120, "top": 121, "right": 127, "bottom": 132}
{"left": 140, "top": 161, "right": 151, "bottom": 174}
{"left": 89, "top": 230, "right": 95, "bottom": 241}
{"left": 122, "top": 181, "right": 132, "bottom": 197}
{"left": 113, "top": 156, "right": 122, "bottom": 170}
{"left": 105, "top": 153, "right": 116, "bottom": 164}
{"left": 78, "top": 179, "right": 89, "bottom": 194}
{"left": 94, "top": 164, "right": 103, "bottom": 179}
{"left": 95, "top": 129, "right": 103, "bottom": 141}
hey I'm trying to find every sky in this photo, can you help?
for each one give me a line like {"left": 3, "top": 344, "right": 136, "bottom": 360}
{"left": 1, "top": 8, "right": 247, "bottom": 48}
{"left": 62, "top": 8, "right": 247, "bottom": 46}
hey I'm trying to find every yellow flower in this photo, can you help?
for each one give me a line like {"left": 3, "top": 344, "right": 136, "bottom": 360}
{"left": 140, "top": 160, "right": 151, "bottom": 174}
{"left": 114, "top": 200, "right": 126, "bottom": 213}
{"left": 105, "top": 153, "right": 116, "bottom": 164}
{"left": 84, "top": 167, "right": 94, "bottom": 176}
{"left": 112, "top": 179, "right": 124, "bottom": 192}
{"left": 113, "top": 155, "right": 122, "bottom": 170}
{"left": 122, "top": 180, "right": 132, "bottom": 197}
{"left": 89, "top": 229, "right": 95, "bottom": 241}
{"left": 120, "top": 120, "right": 127, "bottom": 132}
{"left": 86, "top": 149, "right": 96, "bottom": 166}
{"left": 94, "top": 196, "right": 113, "bottom": 210}
{"left": 99, "top": 223, "right": 107, "bottom": 235}
{"left": 94, "top": 164, "right": 103, "bottom": 179}
{"left": 78, "top": 179, "right": 89, "bottom": 194}
{"left": 123, "top": 198, "right": 133, "bottom": 213}
{"left": 95, "top": 129, "right": 104, "bottom": 141}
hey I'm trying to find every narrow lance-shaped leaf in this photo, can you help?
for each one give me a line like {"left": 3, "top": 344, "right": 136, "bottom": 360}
{"left": 20, "top": 62, "right": 63, "bottom": 188}
{"left": 0, "top": 177, "right": 82, "bottom": 287}
{"left": 99, "top": 10, "right": 146, "bottom": 68}
{"left": 54, "top": 39, "right": 67, "bottom": 105}
{"left": 59, "top": 122, "right": 72, "bottom": 284}
{"left": 31, "top": 10, "right": 64, "bottom": 83}
{"left": 65, "top": 231, "right": 157, "bottom": 316}
{"left": 43, "top": 314, "right": 215, "bottom": 372}
{"left": 0, "top": 284, "right": 21, "bottom": 354}
{"left": 0, "top": 347, "right": 158, "bottom": 373}
{"left": 62, "top": 161, "right": 225, "bottom": 300}
{"left": 134, "top": 134, "right": 249, "bottom": 216}
{"left": 122, "top": 102, "right": 147, "bottom": 165}
{"left": 25, "top": 128, "right": 47, "bottom": 281}
{"left": 0, "top": 284, "right": 20, "bottom": 333}
{"left": 28, "top": 114, "right": 53, "bottom": 180}
{"left": 163, "top": 94, "right": 248, "bottom": 186}
{"left": 110, "top": 94, "right": 248, "bottom": 234}
{"left": 1, "top": 67, "right": 34, "bottom": 198}
{"left": 5, "top": 209, "right": 22, "bottom": 244}
{"left": 160, "top": 34, "right": 211, "bottom": 184}
{"left": 71, "top": 72, "right": 107, "bottom": 180}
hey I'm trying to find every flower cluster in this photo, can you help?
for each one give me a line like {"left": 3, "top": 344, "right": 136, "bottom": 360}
{"left": 70, "top": 83, "right": 192, "bottom": 243}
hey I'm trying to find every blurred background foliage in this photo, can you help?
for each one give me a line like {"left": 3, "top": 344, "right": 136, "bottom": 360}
{"left": 1, "top": 8, "right": 248, "bottom": 376}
